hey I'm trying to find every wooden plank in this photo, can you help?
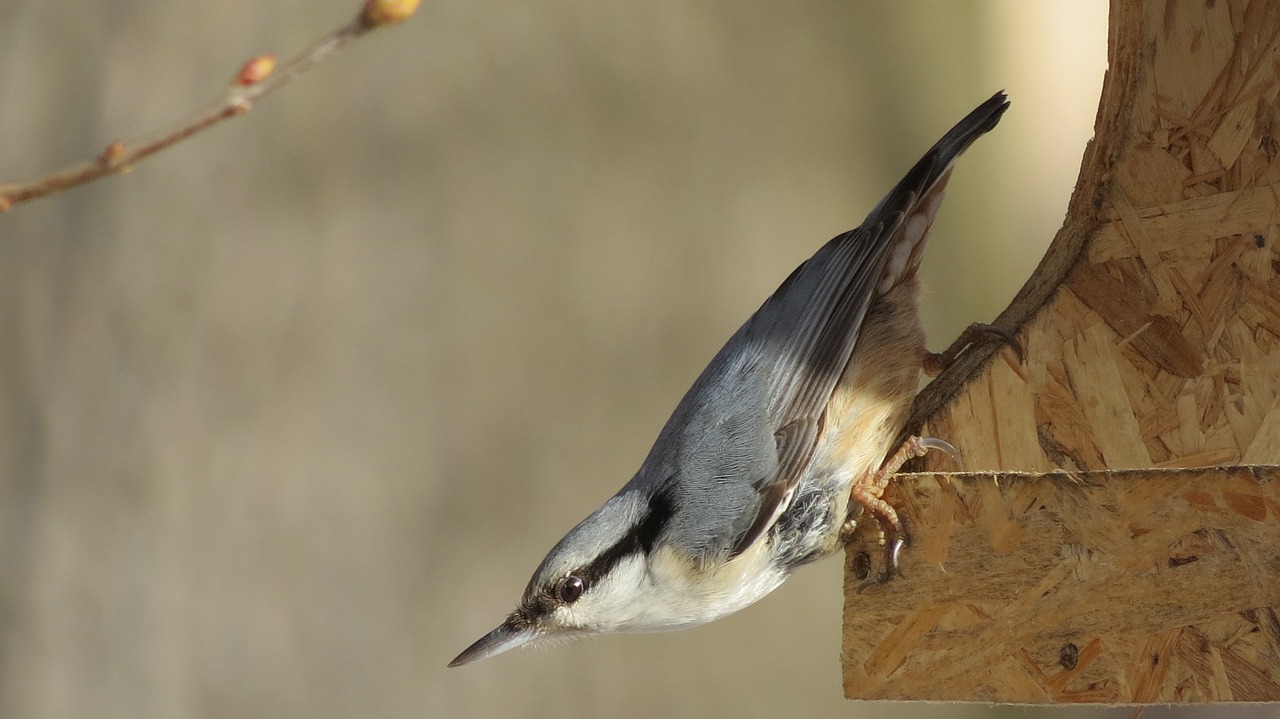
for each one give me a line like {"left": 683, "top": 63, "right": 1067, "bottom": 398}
{"left": 846, "top": 0, "right": 1280, "bottom": 704}
{"left": 842, "top": 466, "right": 1280, "bottom": 702}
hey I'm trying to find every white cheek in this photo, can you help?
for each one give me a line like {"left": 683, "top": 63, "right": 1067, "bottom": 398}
{"left": 558, "top": 555, "right": 652, "bottom": 633}
{"left": 552, "top": 545, "right": 791, "bottom": 634}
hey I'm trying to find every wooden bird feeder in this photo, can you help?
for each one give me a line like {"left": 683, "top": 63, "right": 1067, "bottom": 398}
{"left": 842, "top": 0, "right": 1280, "bottom": 704}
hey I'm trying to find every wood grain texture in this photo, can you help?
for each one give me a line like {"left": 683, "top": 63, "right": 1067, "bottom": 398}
{"left": 842, "top": 467, "right": 1280, "bottom": 703}
{"left": 846, "top": 0, "right": 1280, "bottom": 703}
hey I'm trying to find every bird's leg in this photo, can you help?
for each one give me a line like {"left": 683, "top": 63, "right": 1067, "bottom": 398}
{"left": 844, "top": 436, "right": 959, "bottom": 589}
{"left": 922, "top": 322, "right": 1023, "bottom": 377}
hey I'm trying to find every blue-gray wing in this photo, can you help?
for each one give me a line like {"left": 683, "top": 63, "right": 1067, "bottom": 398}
{"left": 635, "top": 92, "right": 1010, "bottom": 563}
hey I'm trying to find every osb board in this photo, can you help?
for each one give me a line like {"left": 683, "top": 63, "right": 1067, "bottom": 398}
{"left": 928, "top": 0, "right": 1280, "bottom": 472}
{"left": 844, "top": 0, "right": 1280, "bottom": 703}
{"left": 841, "top": 466, "right": 1280, "bottom": 703}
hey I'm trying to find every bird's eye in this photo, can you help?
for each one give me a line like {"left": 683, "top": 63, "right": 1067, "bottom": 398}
{"left": 557, "top": 575, "right": 585, "bottom": 604}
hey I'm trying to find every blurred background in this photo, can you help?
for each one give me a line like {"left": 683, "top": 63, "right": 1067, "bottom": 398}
{"left": 2, "top": 1, "right": 1274, "bottom": 718}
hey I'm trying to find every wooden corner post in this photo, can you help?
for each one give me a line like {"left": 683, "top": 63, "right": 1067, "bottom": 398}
{"left": 843, "top": 0, "right": 1280, "bottom": 703}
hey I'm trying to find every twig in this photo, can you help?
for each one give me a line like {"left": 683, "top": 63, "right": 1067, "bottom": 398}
{"left": 0, "top": 0, "right": 419, "bottom": 213}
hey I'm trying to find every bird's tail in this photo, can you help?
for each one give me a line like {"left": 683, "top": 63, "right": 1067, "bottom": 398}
{"left": 871, "top": 91, "right": 1010, "bottom": 295}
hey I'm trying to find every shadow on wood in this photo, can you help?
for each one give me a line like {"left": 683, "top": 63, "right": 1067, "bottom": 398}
{"left": 844, "top": 0, "right": 1280, "bottom": 703}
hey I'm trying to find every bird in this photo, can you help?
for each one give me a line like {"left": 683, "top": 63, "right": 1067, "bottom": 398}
{"left": 449, "top": 91, "right": 1011, "bottom": 668}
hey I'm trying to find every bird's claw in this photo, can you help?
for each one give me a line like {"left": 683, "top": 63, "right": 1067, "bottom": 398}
{"left": 923, "top": 321, "right": 1024, "bottom": 376}
{"left": 847, "top": 435, "right": 959, "bottom": 589}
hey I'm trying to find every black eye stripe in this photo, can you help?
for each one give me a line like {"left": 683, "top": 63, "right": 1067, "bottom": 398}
{"left": 572, "top": 488, "right": 674, "bottom": 593}
{"left": 524, "top": 594, "right": 554, "bottom": 618}
{"left": 521, "top": 488, "right": 677, "bottom": 617}
{"left": 634, "top": 488, "right": 673, "bottom": 554}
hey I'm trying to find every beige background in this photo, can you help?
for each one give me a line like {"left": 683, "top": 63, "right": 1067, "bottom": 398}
{"left": 3, "top": 1, "right": 1271, "bottom": 718}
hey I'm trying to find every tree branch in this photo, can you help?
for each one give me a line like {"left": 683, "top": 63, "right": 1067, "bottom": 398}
{"left": 0, "top": 0, "right": 419, "bottom": 213}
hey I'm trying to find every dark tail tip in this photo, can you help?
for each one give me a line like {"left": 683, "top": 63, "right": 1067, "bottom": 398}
{"left": 867, "top": 91, "right": 1009, "bottom": 226}
{"left": 933, "top": 91, "right": 1010, "bottom": 162}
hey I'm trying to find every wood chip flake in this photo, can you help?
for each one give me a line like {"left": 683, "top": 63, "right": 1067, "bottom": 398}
{"left": 861, "top": 604, "right": 949, "bottom": 680}
{"left": 1089, "top": 185, "right": 1280, "bottom": 263}
{"left": 1177, "top": 393, "right": 1205, "bottom": 454}
{"left": 1242, "top": 393, "right": 1280, "bottom": 463}
{"left": 1112, "top": 193, "right": 1180, "bottom": 307}
{"left": 989, "top": 361, "right": 1053, "bottom": 471}
{"left": 1065, "top": 323, "right": 1154, "bottom": 469}
{"left": 1207, "top": 98, "right": 1258, "bottom": 169}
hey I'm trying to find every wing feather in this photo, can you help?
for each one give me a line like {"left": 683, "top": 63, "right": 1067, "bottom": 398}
{"left": 644, "top": 92, "right": 1010, "bottom": 562}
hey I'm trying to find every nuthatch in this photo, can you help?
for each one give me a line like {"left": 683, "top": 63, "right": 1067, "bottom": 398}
{"left": 450, "top": 92, "right": 1010, "bottom": 667}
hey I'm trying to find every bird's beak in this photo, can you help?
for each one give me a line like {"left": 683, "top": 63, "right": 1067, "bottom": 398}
{"left": 448, "top": 612, "right": 538, "bottom": 667}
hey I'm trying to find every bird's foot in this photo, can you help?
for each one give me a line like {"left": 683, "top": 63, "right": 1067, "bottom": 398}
{"left": 923, "top": 322, "right": 1023, "bottom": 377}
{"left": 846, "top": 436, "right": 959, "bottom": 590}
